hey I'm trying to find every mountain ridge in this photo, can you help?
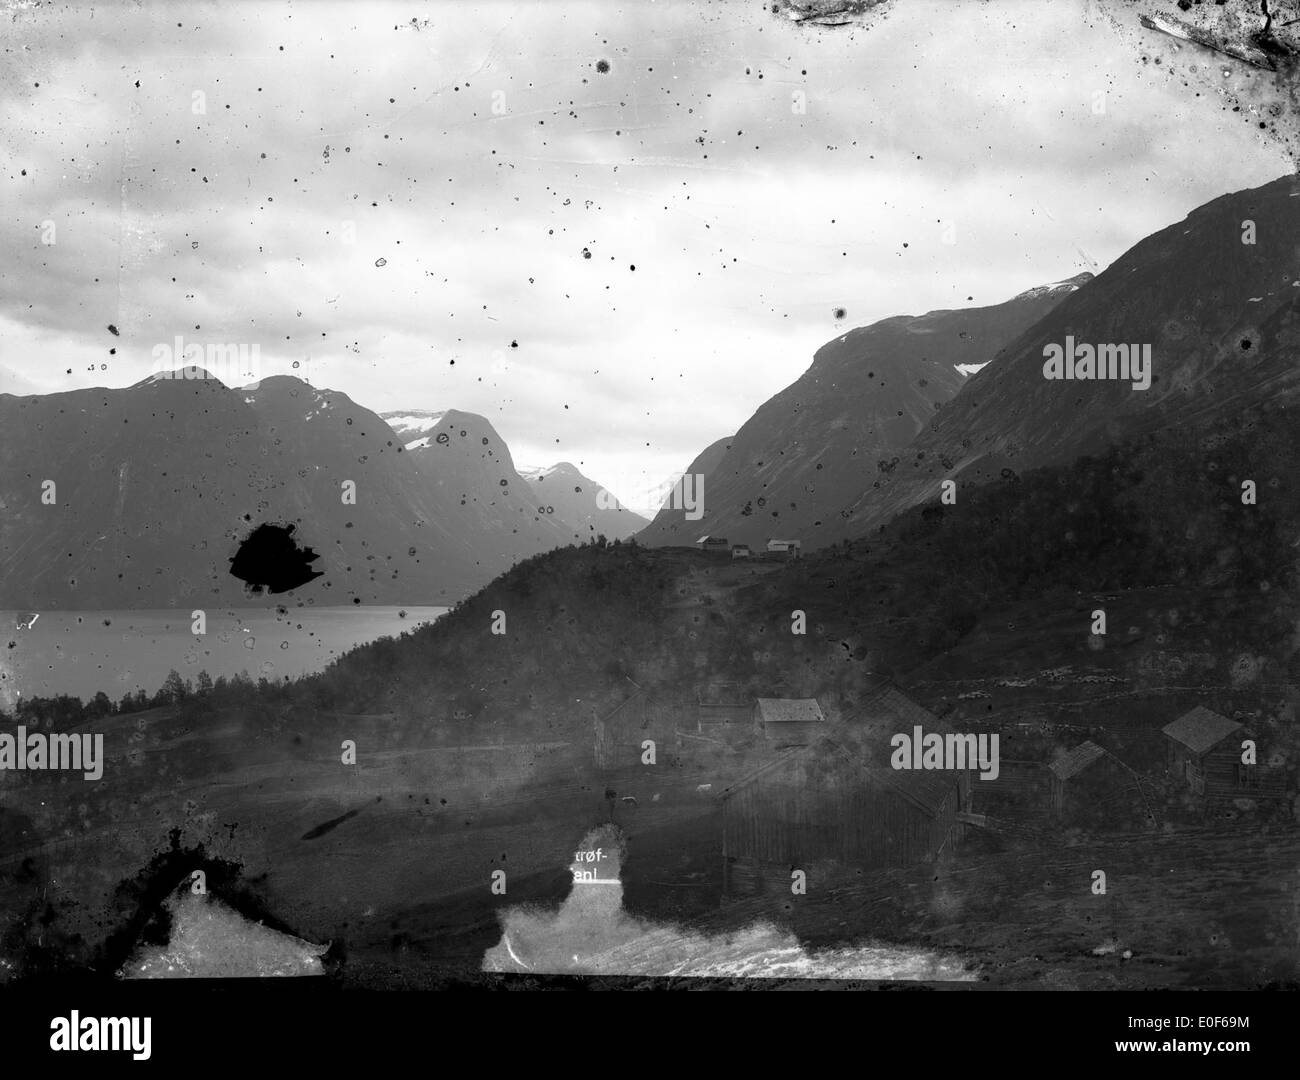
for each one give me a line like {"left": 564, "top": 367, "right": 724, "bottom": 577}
{"left": 0, "top": 377, "right": 576, "bottom": 607}
{"left": 837, "top": 172, "right": 1300, "bottom": 539}
{"left": 635, "top": 272, "right": 1093, "bottom": 548}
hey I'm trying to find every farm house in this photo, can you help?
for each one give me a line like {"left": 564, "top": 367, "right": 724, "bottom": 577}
{"left": 860, "top": 680, "right": 940, "bottom": 730}
{"left": 1048, "top": 740, "right": 1151, "bottom": 829}
{"left": 719, "top": 735, "right": 964, "bottom": 896}
{"left": 856, "top": 679, "right": 973, "bottom": 818}
{"left": 754, "top": 698, "right": 826, "bottom": 746}
{"left": 592, "top": 691, "right": 684, "bottom": 772}
{"left": 696, "top": 688, "right": 752, "bottom": 736}
{"left": 1162, "top": 707, "right": 1287, "bottom": 801}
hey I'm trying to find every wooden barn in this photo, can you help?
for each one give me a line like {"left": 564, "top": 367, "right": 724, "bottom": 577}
{"left": 754, "top": 698, "right": 826, "bottom": 747}
{"left": 966, "top": 759, "right": 1046, "bottom": 811}
{"left": 592, "top": 692, "right": 683, "bottom": 772}
{"left": 765, "top": 538, "right": 802, "bottom": 558}
{"left": 1162, "top": 707, "right": 1287, "bottom": 801}
{"left": 1048, "top": 740, "right": 1151, "bottom": 829}
{"left": 719, "top": 735, "right": 963, "bottom": 895}
{"left": 695, "top": 683, "right": 763, "bottom": 736}
{"left": 695, "top": 534, "right": 730, "bottom": 553}
{"left": 860, "top": 680, "right": 939, "bottom": 730}
{"left": 855, "top": 680, "right": 974, "bottom": 817}
{"left": 697, "top": 701, "right": 751, "bottom": 735}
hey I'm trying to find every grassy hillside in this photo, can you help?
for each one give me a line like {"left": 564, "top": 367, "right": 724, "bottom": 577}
{"left": 293, "top": 398, "right": 1300, "bottom": 747}
{"left": 6, "top": 397, "right": 1299, "bottom": 986}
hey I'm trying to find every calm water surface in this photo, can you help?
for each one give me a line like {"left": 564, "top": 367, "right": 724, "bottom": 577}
{"left": 0, "top": 606, "right": 448, "bottom": 706}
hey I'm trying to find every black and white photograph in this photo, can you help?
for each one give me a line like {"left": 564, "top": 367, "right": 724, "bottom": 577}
{"left": 1, "top": 0, "right": 1298, "bottom": 1055}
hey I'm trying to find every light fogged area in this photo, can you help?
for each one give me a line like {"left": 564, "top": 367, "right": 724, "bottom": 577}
{"left": 121, "top": 892, "right": 327, "bottom": 978}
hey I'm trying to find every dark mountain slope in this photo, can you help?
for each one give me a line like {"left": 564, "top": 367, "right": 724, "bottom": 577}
{"left": 389, "top": 409, "right": 581, "bottom": 558}
{"left": 0, "top": 374, "right": 547, "bottom": 607}
{"left": 522, "top": 461, "right": 648, "bottom": 541}
{"left": 637, "top": 275, "right": 1090, "bottom": 548}
{"left": 300, "top": 392, "right": 1300, "bottom": 751}
{"left": 841, "top": 173, "right": 1300, "bottom": 537}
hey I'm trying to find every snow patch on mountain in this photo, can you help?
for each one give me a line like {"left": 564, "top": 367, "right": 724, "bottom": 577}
{"left": 1012, "top": 271, "right": 1095, "bottom": 301}
{"left": 521, "top": 462, "right": 581, "bottom": 482}
{"left": 383, "top": 411, "right": 447, "bottom": 437}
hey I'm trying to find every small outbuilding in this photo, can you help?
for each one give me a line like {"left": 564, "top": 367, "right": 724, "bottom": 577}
{"left": 695, "top": 535, "right": 730, "bottom": 553}
{"left": 696, "top": 687, "right": 752, "bottom": 735}
{"left": 854, "top": 679, "right": 974, "bottom": 817}
{"left": 731, "top": 544, "right": 752, "bottom": 559}
{"left": 1162, "top": 706, "right": 1286, "bottom": 800}
{"left": 754, "top": 698, "right": 826, "bottom": 746}
{"left": 765, "top": 538, "right": 801, "bottom": 557}
{"left": 860, "top": 680, "right": 940, "bottom": 730}
{"left": 1048, "top": 740, "right": 1151, "bottom": 829}
{"left": 719, "top": 735, "right": 963, "bottom": 896}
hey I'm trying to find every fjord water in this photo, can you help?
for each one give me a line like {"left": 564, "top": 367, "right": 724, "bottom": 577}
{"left": 0, "top": 606, "right": 448, "bottom": 705}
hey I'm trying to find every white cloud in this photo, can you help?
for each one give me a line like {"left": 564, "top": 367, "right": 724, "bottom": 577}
{"left": 0, "top": 0, "right": 1289, "bottom": 490}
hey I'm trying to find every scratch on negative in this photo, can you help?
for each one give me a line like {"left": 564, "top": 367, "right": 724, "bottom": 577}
{"left": 503, "top": 933, "right": 531, "bottom": 970}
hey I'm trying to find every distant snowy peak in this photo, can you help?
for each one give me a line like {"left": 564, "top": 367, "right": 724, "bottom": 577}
{"left": 519, "top": 462, "right": 578, "bottom": 483}
{"left": 952, "top": 274, "right": 1093, "bottom": 376}
{"left": 300, "top": 388, "right": 338, "bottom": 421}
{"left": 380, "top": 410, "right": 450, "bottom": 450}
{"left": 236, "top": 376, "right": 348, "bottom": 423}
{"left": 1012, "top": 271, "right": 1095, "bottom": 301}
{"left": 514, "top": 460, "right": 648, "bottom": 537}
{"left": 134, "top": 366, "right": 227, "bottom": 388}
{"left": 382, "top": 410, "right": 448, "bottom": 438}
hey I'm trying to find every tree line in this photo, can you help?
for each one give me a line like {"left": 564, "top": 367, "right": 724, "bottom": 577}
{"left": 0, "top": 667, "right": 288, "bottom": 726}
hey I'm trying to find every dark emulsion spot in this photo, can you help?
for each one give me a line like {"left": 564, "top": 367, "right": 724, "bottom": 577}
{"left": 301, "top": 807, "right": 362, "bottom": 840}
{"left": 229, "top": 523, "right": 324, "bottom": 594}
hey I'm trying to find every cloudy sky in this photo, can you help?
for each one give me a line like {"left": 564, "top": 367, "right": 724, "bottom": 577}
{"left": 0, "top": 0, "right": 1290, "bottom": 507}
